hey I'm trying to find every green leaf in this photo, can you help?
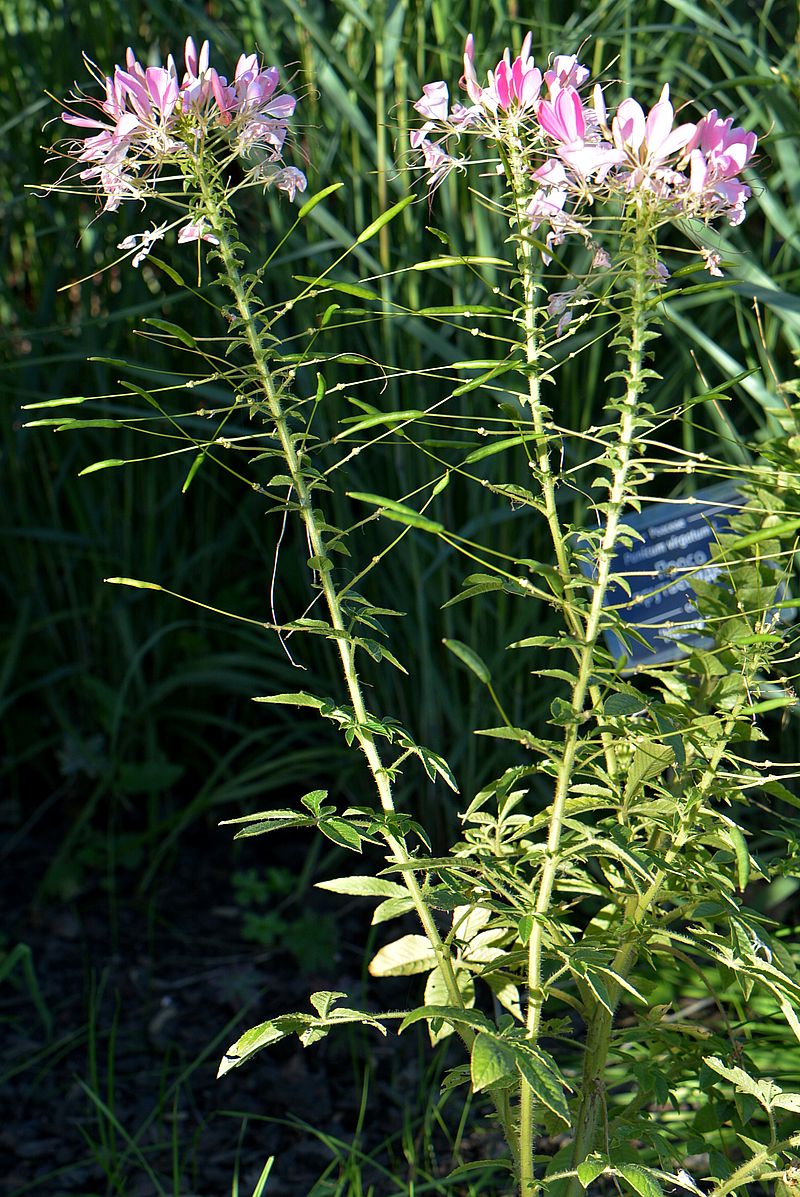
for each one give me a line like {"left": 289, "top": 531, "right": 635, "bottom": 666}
{"left": 368, "top": 934, "right": 438, "bottom": 977}
{"left": 623, "top": 740, "right": 674, "bottom": 802}
{"left": 605, "top": 692, "right": 648, "bottom": 717}
{"left": 218, "top": 1015, "right": 308, "bottom": 1077}
{"left": 316, "top": 876, "right": 406, "bottom": 899}
{"left": 300, "top": 790, "right": 329, "bottom": 816}
{"left": 423, "top": 966, "right": 476, "bottom": 1043}
{"left": 514, "top": 1045, "right": 571, "bottom": 1124}
{"left": 398, "top": 1006, "right": 493, "bottom": 1035}
{"left": 577, "top": 1157, "right": 608, "bottom": 1188}
{"left": 442, "top": 638, "right": 492, "bottom": 685}
{"left": 371, "top": 895, "right": 415, "bottom": 924}
{"left": 253, "top": 691, "right": 327, "bottom": 709}
{"left": 319, "top": 818, "right": 362, "bottom": 852}
{"left": 309, "top": 990, "right": 346, "bottom": 1017}
{"left": 618, "top": 1164, "right": 665, "bottom": 1197}
{"left": 231, "top": 817, "right": 310, "bottom": 838}
{"left": 703, "top": 1056, "right": 780, "bottom": 1110}
{"left": 471, "top": 1033, "right": 516, "bottom": 1092}
{"left": 550, "top": 697, "right": 574, "bottom": 726}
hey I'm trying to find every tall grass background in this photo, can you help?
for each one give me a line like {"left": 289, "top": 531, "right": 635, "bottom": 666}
{"left": 2, "top": 0, "right": 799, "bottom": 1188}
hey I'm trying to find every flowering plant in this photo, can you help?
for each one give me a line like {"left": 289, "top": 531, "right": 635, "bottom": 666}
{"left": 37, "top": 27, "right": 800, "bottom": 1197}
{"left": 52, "top": 37, "right": 306, "bottom": 261}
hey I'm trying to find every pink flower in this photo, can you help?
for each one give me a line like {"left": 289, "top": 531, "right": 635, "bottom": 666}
{"left": 178, "top": 220, "right": 220, "bottom": 246}
{"left": 413, "top": 136, "right": 465, "bottom": 189}
{"left": 685, "top": 110, "right": 756, "bottom": 225}
{"left": 54, "top": 41, "right": 304, "bottom": 216}
{"left": 610, "top": 84, "right": 696, "bottom": 192}
{"left": 461, "top": 32, "right": 542, "bottom": 117}
{"left": 273, "top": 166, "right": 307, "bottom": 201}
{"left": 118, "top": 222, "right": 168, "bottom": 266}
{"left": 543, "top": 55, "right": 590, "bottom": 97}
{"left": 537, "top": 87, "right": 622, "bottom": 180}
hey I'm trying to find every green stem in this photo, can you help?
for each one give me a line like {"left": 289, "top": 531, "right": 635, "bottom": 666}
{"left": 192, "top": 155, "right": 523, "bottom": 1168}
{"left": 710, "top": 1133, "right": 800, "bottom": 1197}
{"left": 516, "top": 198, "right": 656, "bottom": 1196}
{"left": 565, "top": 686, "right": 758, "bottom": 1195}
{"left": 192, "top": 158, "right": 468, "bottom": 1023}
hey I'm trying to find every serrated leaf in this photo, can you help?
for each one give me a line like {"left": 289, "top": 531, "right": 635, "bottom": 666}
{"left": 518, "top": 914, "right": 534, "bottom": 946}
{"left": 618, "top": 1164, "right": 664, "bottom": 1197}
{"left": 232, "top": 816, "right": 310, "bottom": 838}
{"left": 623, "top": 740, "right": 674, "bottom": 802}
{"left": 371, "top": 895, "right": 415, "bottom": 924}
{"left": 316, "top": 876, "right": 406, "bottom": 899}
{"left": 515, "top": 1045, "right": 570, "bottom": 1123}
{"left": 309, "top": 991, "right": 346, "bottom": 1017}
{"left": 398, "top": 1005, "right": 493, "bottom": 1035}
{"left": 703, "top": 1056, "right": 779, "bottom": 1109}
{"left": 577, "top": 1157, "right": 608, "bottom": 1188}
{"left": 471, "top": 1033, "right": 516, "bottom": 1092}
{"left": 218, "top": 1015, "right": 307, "bottom": 1077}
{"left": 368, "top": 934, "right": 438, "bottom": 977}
{"left": 605, "top": 692, "right": 648, "bottom": 717}
{"left": 550, "top": 697, "right": 575, "bottom": 726}
{"left": 253, "top": 691, "right": 327, "bottom": 709}
{"left": 319, "top": 818, "right": 362, "bottom": 851}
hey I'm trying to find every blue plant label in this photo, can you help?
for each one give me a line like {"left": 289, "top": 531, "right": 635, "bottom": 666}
{"left": 589, "top": 483, "right": 744, "bottom": 669}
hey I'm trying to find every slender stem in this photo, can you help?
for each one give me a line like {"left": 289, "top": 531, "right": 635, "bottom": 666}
{"left": 516, "top": 198, "right": 656, "bottom": 1195}
{"left": 710, "top": 1133, "right": 800, "bottom": 1197}
{"left": 193, "top": 155, "right": 523, "bottom": 1168}
{"left": 191, "top": 158, "right": 469, "bottom": 1017}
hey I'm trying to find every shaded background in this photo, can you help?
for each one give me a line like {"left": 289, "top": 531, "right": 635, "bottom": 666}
{"left": 2, "top": 0, "right": 800, "bottom": 1193}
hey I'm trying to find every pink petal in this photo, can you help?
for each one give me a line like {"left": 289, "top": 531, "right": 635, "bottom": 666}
{"left": 614, "top": 98, "right": 646, "bottom": 151}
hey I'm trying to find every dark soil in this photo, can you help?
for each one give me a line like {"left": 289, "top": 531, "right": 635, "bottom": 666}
{"left": 0, "top": 815, "right": 488, "bottom": 1197}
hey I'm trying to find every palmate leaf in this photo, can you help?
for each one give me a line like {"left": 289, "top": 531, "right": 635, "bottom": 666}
{"left": 218, "top": 994, "right": 387, "bottom": 1078}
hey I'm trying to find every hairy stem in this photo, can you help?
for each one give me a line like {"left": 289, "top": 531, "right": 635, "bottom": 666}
{"left": 515, "top": 197, "right": 656, "bottom": 1195}
{"left": 192, "top": 158, "right": 470, "bottom": 1025}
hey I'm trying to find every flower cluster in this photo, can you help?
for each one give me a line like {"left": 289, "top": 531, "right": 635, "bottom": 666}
{"left": 412, "top": 33, "right": 756, "bottom": 260}
{"left": 54, "top": 38, "right": 306, "bottom": 262}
